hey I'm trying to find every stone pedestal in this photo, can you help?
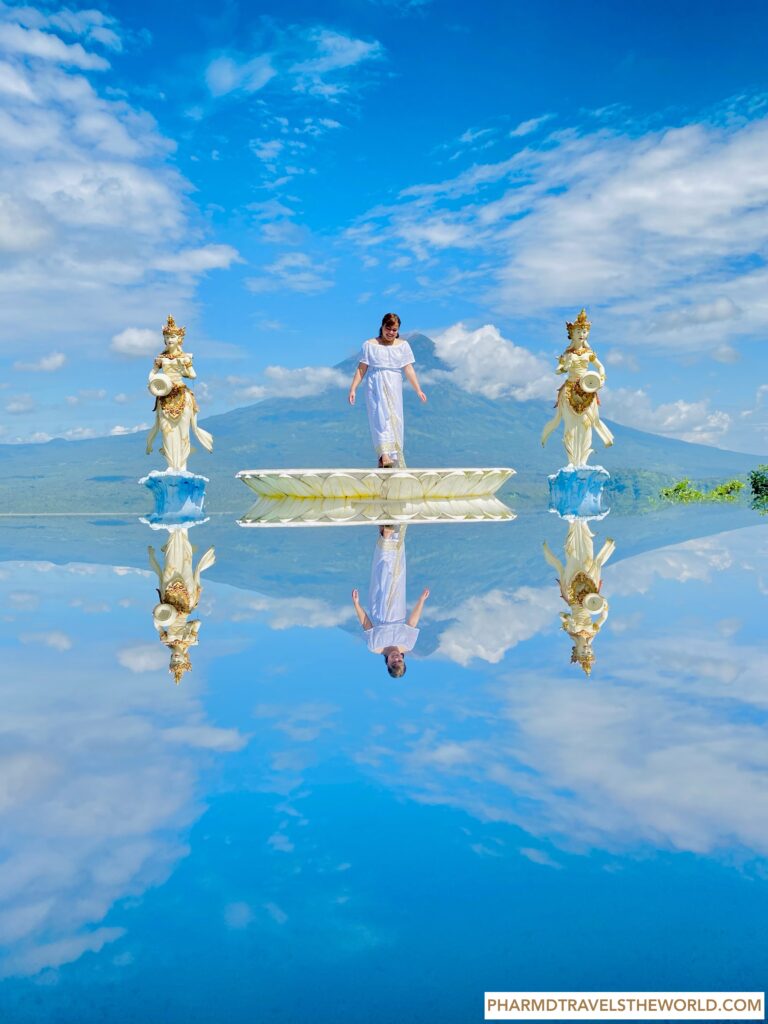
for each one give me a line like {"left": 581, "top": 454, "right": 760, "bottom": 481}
{"left": 548, "top": 465, "right": 610, "bottom": 520}
{"left": 140, "top": 470, "right": 208, "bottom": 527}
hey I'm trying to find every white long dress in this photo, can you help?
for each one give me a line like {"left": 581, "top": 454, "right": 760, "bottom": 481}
{"left": 358, "top": 338, "right": 415, "bottom": 467}
{"left": 364, "top": 526, "right": 419, "bottom": 653}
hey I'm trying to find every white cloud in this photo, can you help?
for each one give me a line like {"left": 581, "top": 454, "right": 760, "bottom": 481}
{"left": 431, "top": 322, "right": 551, "bottom": 401}
{"left": 13, "top": 351, "right": 66, "bottom": 372}
{"left": 246, "top": 252, "right": 333, "bottom": 294}
{"left": 110, "top": 327, "right": 158, "bottom": 356}
{"left": 601, "top": 387, "right": 732, "bottom": 446}
{"left": 109, "top": 422, "right": 149, "bottom": 435}
{"left": 5, "top": 394, "right": 35, "bottom": 414}
{"left": 0, "top": 15, "right": 239, "bottom": 354}
{"left": 291, "top": 29, "right": 383, "bottom": 84}
{"left": 350, "top": 108, "right": 768, "bottom": 356}
{"left": 153, "top": 244, "right": 240, "bottom": 273}
{"left": 204, "top": 53, "right": 275, "bottom": 98}
{"left": 0, "top": 21, "right": 109, "bottom": 71}
{"left": 458, "top": 126, "right": 494, "bottom": 145}
{"left": 510, "top": 114, "right": 553, "bottom": 137}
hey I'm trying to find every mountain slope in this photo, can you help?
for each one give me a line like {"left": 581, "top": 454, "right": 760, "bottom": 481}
{"left": 0, "top": 334, "right": 761, "bottom": 513}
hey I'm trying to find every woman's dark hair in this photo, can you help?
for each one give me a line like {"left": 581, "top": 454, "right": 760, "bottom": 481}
{"left": 379, "top": 312, "right": 401, "bottom": 338}
{"left": 383, "top": 653, "right": 406, "bottom": 678}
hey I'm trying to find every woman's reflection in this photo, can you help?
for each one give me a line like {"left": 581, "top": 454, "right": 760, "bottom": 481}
{"left": 352, "top": 524, "right": 429, "bottom": 677}
{"left": 148, "top": 528, "right": 215, "bottom": 684}
{"left": 542, "top": 518, "right": 614, "bottom": 676}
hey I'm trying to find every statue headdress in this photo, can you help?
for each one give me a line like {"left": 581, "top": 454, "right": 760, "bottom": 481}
{"left": 566, "top": 308, "right": 591, "bottom": 339}
{"left": 569, "top": 635, "right": 595, "bottom": 677}
{"left": 162, "top": 314, "right": 186, "bottom": 342}
{"left": 170, "top": 651, "right": 192, "bottom": 684}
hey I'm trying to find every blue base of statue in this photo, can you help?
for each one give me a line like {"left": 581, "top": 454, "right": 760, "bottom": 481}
{"left": 548, "top": 465, "right": 610, "bottom": 520}
{"left": 140, "top": 470, "right": 208, "bottom": 527}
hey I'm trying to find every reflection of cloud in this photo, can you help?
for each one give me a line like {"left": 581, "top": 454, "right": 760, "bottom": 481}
{"left": 0, "top": 561, "right": 247, "bottom": 979}
{"left": 519, "top": 847, "right": 562, "bottom": 869}
{"left": 607, "top": 537, "right": 733, "bottom": 595}
{"left": 238, "top": 594, "right": 353, "bottom": 629}
{"left": 435, "top": 586, "right": 560, "bottom": 665}
{"left": 224, "top": 902, "right": 254, "bottom": 929}
{"left": 19, "top": 631, "right": 72, "bottom": 651}
{"left": 364, "top": 524, "right": 768, "bottom": 861}
{"left": 255, "top": 702, "right": 339, "bottom": 742}
{"left": 117, "top": 644, "right": 166, "bottom": 672}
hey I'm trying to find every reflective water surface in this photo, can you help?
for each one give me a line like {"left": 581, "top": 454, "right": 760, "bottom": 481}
{"left": 0, "top": 505, "right": 766, "bottom": 1021}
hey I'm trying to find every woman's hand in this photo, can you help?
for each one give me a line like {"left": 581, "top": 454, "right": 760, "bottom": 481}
{"left": 352, "top": 588, "right": 360, "bottom": 603}
{"left": 348, "top": 389, "right": 356, "bottom": 405}
{"left": 421, "top": 587, "right": 430, "bottom": 599}
{"left": 417, "top": 389, "right": 427, "bottom": 403}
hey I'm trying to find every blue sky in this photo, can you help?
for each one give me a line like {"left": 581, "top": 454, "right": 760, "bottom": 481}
{"left": 2, "top": 0, "right": 768, "bottom": 452}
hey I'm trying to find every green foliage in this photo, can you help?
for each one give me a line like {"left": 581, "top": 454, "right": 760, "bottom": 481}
{"left": 749, "top": 464, "right": 768, "bottom": 499}
{"left": 659, "top": 477, "right": 745, "bottom": 504}
{"left": 749, "top": 464, "right": 768, "bottom": 513}
{"left": 659, "top": 478, "right": 705, "bottom": 502}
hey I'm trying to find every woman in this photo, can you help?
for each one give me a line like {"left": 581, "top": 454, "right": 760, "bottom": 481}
{"left": 352, "top": 525, "right": 429, "bottom": 677}
{"left": 541, "top": 308, "right": 614, "bottom": 468}
{"left": 146, "top": 315, "right": 213, "bottom": 473}
{"left": 348, "top": 312, "right": 426, "bottom": 468}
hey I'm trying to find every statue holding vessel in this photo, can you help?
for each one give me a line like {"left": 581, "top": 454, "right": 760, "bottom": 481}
{"left": 142, "top": 315, "right": 213, "bottom": 525}
{"left": 541, "top": 308, "right": 614, "bottom": 469}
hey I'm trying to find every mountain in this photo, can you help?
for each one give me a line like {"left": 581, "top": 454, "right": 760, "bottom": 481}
{"left": 0, "top": 333, "right": 761, "bottom": 514}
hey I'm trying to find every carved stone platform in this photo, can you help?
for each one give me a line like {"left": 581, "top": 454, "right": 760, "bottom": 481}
{"left": 139, "top": 470, "right": 208, "bottom": 527}
{"left": 238, "top": 495, "right": 515, "bottom": 528}
{"left": 236, "top": 467, "right": 514, "bottom": 502}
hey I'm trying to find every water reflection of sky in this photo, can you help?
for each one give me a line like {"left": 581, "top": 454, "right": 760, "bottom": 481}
{"left": 0, "top": 510, "right": 766, "bottom": 1020}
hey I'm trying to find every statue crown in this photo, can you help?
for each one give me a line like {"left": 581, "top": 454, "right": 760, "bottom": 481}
{"left": 162, "top": 314, "right": 186, "bottom": 340}
{"left": 566, "top": 308, "right": 591, "bottom": 339}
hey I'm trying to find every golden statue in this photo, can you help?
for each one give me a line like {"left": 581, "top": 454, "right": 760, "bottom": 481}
{"left": 541, "top": 309, "right": 614, "bottom": 467}
{"left": 148, "top": 528, "right": 215, "bottom": 684}
{"left": 542, "top": 518, "right": 615, "bottom": 676}
{"left": 146, "top": 315, "right": 213, "bottom": 473}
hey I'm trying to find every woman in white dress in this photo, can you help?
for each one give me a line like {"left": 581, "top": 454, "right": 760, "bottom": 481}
{"left": 351, "top": 525, "right": 430, "bottom": 677}
{"left": 146, "top": 316, "right": 214, "bottom": 473}
{"left": 348, "top": 312, "right": 427, "bottom": 468}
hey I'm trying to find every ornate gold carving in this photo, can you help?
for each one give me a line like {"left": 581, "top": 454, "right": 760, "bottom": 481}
{"left": 159, "top": 383, "right": 188, "bottom": 420}
{"left": 567, "top": 571, "right": 599, "bottom": 606}
{"left": 163, "top": 579, "right": 192, "bottom": 614}
{"left": 564, "top": 379, "right": 596, "bottom": 414}
{"left": 566, "top": 308, "right": 591, "bottom": 339}
{"left": 163, "top": 314, "right": 186, "bottom": 340}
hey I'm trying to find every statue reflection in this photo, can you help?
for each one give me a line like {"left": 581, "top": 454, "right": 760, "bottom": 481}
{"left": 352, "top": 525, "right": 430, "bottom": 677}
{"left": 543, "top": 519, "right": 614, "bottom": 676}
{"left": 148, "top": 528, "right": 215, "bottom": 684}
